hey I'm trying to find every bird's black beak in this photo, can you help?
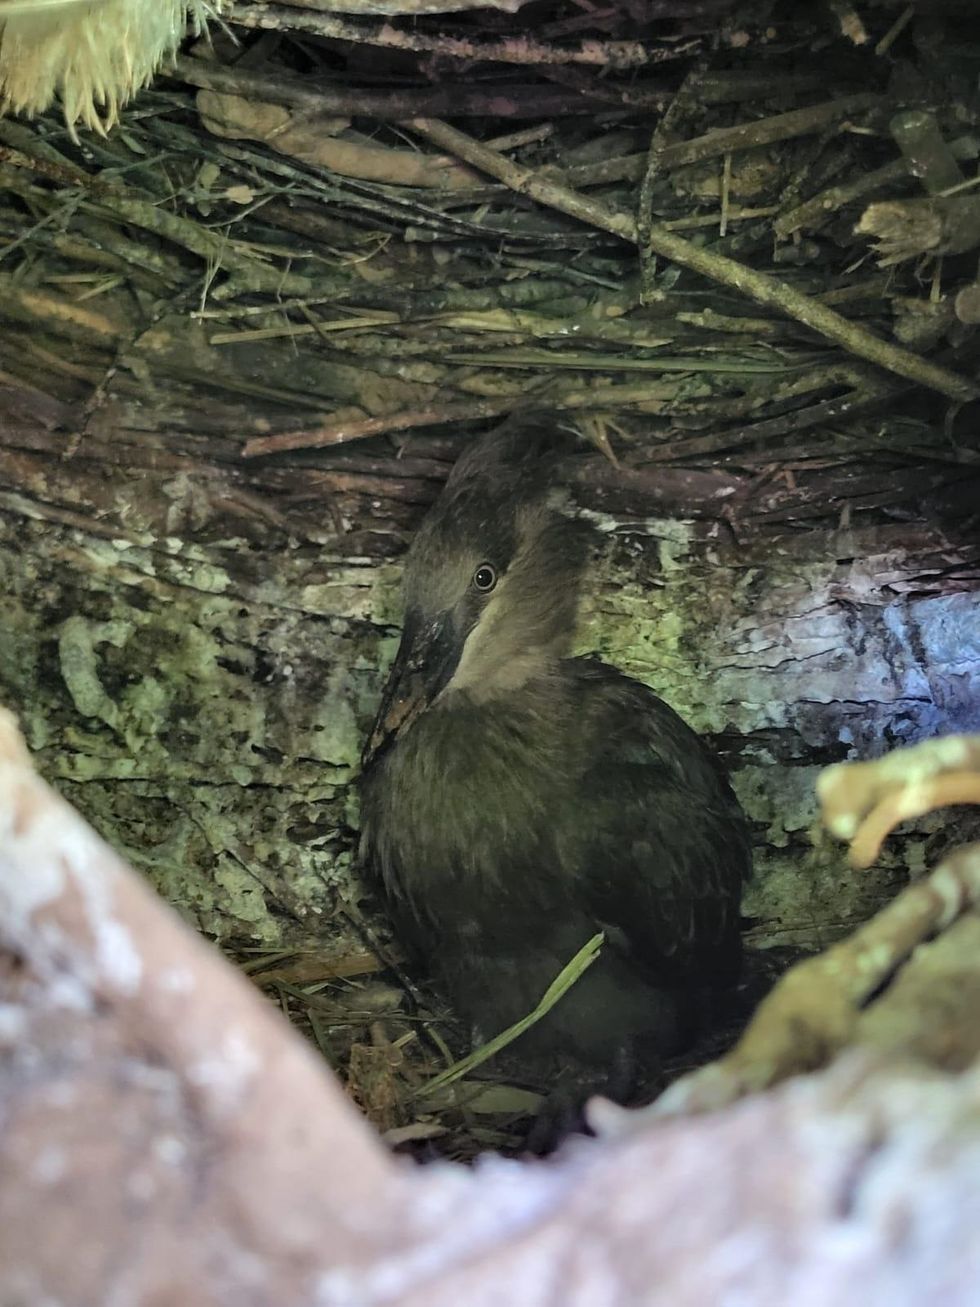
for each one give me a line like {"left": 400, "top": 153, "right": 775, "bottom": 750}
{"left": 361, "top": 610, "right": 460, "bottom": 769}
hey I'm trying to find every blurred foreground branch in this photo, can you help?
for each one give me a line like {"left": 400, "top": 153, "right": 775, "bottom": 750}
{"left": 3, "top": 709, "right": 980, "bottom": 1303}
{"left": 643, "top": 735, "right": 980, "bottom": 1119}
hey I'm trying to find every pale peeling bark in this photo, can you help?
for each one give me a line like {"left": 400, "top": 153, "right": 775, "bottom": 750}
{"left": 2, "top": 713, "right": 980, "bottom": 1307}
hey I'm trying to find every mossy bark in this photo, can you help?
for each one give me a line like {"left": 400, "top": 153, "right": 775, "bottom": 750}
{"left": 1, "top": 449, "right": 975, "bottom": 952}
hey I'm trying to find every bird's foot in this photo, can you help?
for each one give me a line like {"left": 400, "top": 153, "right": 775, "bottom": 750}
{"left": 524, "top": 1086, "right": 593, "bottom": 1157}
{"left": 524, "top": 1046, "right": 639, "bottom": 1156}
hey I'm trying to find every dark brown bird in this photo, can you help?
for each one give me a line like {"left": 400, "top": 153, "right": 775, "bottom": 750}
{"left": 359, "top": 423, "right": 751, "bottom": 1119}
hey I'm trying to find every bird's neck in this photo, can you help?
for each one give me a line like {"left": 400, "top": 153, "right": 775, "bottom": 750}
{"left": 442, "top": 647, "right": 564, "bottom": 705}
{"left": 422, "top": 664, "right": 574, "bottom": 779}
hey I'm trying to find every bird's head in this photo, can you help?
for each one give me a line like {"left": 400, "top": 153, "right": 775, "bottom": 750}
{"left": 362, "top": 422, "right": 588, "bottom": 767}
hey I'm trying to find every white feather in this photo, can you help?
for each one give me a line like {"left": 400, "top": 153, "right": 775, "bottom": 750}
{"left": 0, "top": 0, "right": 225, "bottom": 136}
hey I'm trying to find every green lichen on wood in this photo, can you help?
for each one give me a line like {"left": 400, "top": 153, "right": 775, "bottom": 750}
{"left": 0, "top": 514, "right": 383, "bottom": 942}
{"left": 0, "top": 503, "right": 960, "bottom": 952}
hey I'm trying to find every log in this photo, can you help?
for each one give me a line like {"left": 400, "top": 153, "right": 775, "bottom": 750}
{"left": 1, "top": 374, "right": 978, "bottom": 957}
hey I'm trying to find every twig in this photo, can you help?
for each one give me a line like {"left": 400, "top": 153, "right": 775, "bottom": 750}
{"left": 84, "top": 190, "right": 312, "bottom": 297}
{"left": 0, "top": 143, "right": 111, "bottom": 195}
{"left": 406, "top": 117, "right": 979, "bottom": 404}
{"left": 638, "top": 67, "right": 702, "bottom": 302}
{"left": 647, "top": 92, "right": 884, "bottom": 172}
{"left": 641, "top": 376, "right": 896, "bottom": 454}
{"left": 565, "top": 92, "right": 885, "bottom": 187}
{"left": 875, "top": 4, "right": 914, "bottom": 56}
{"left": 0, "top": 189, "right": 82, "bottom": 263}
{"left": 174, "top": 55, "right": 612, "bottom": 119}
{"left": 227, "top": 4, "right": 694, "bottom": 69}
{"left": 0, "top": 279, "right": 124, "bottom": 344}
{"left": 242, "top": 399, "right": 513, "bottom": 458}
{"left": 774, "top": 157, "right": 910, "bottom": 239}
{"left": 209, "top": 313, "right": 399, "bottom": 346}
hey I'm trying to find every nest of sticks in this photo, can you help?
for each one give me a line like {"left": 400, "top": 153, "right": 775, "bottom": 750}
{"left": 2, "top": 0, "right": 979, "bottom": 525}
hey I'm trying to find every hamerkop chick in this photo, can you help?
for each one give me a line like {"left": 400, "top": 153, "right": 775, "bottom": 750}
{"left": 359, "top": 422, "right": 751, "bottom": 1126}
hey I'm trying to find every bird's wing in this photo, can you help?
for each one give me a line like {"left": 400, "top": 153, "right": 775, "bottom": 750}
{"left": 559, "top": 663, "right": 751, "bottom": 986}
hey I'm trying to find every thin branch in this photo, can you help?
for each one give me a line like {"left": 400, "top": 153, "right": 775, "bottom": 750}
{"left": 405, "top": 117, "right": 979, "bottom": 404}
{"left": 227, "top": 3, "right": 697, "bottom": 68}
{"left": 647, "top": 92, "right": 885, "bottom": 172}
{"left": 565, "top": 92, "right": 885, "bottom": 187}
{"left": 174, "top": 55, "right": 611, "bottom": 119}
{"left": 242, "top": 400, "right": 513, "bottom": 457}
{"left": 774, "top": 157, "right": 910, "bottom": 239}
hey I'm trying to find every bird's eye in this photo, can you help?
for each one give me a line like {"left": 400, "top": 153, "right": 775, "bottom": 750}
{"left": 472, "top": 564, "right": 497, "bottom": 592}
